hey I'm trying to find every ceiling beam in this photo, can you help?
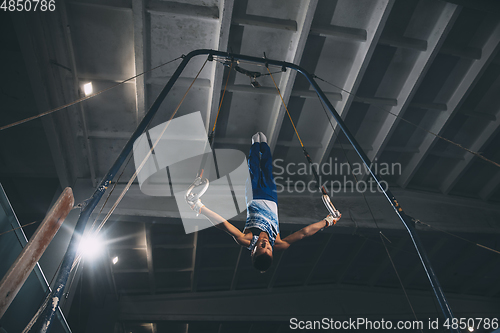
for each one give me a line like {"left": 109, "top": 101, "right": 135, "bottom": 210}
{"left": 487, "top": 280, "right": 500, "bottom": 298}
{"left": 199, "top": 265, "right": 234, "bottom": 272}
{"left": 226, "top": 84, "right": 343, "bottom": 101}
{"left": 384, "top": 146, "right": 418, "bottom": 153}
{"left": 403, "top": 238, "right": 447, "bottom": 286}
{"left": 309, "top": 24, "right": 367, "bottom": 41}
{"left": 132, "top": 0, "right": 147, "bottom": 125}
{"left": 70, "top": 0, "right": 220, "bottom": 20}
{"left": 60, "top": 1, "right": 97, "bottom": 187}
{"left": 114, "top": 267, "right": 193, "bottom": 274}
{"left": 439, "top": 243, "right": 477, "bottom": 285}
{"left": 77, "top": 130, "right": 132, "bottom": 140}
{"left": 399, "top": 21, "right": 500, "bottom": 188}
{"left": 290, "top": 89, "right": 342, "bottom": 100}
{"left": 443, "top": 0, "right": 500, "bottom": 14}
{"left": 379, "top": 34, "right": 427, "bottom": 51}
{"left": 117, "top": 287, "right": 191, "bottom": 294}
{"left": 68, "top": 0, "right": 131, "bottom": 12}
{"left": 106, "top": 249, "right": 120, "bottom": 300}
{"left": 479, "top": 169, "right": 500, "bottom": 201}
{"left": 226, "top": 85, "right": 300, "bottom": 96}
{"left": 410, "top": 102, "right": 447, "bottom": 111}
{"left": 368, "top": 237, "right": 406, "bottom": 286}
{"left": 232, "top": 14, "right": 297, "bottom": 31}
{"left": 266, "top": 254, "right": 284, "bottom": 289}
{"left": 146, "top": 0, "right": 218, "bottom": 19}
{"left": 317, "top": 0, "right": 394, "bottom": 165}
{"left": 207, "top": 0, "right": 234, "bottom": 132}
{"left": 117, "top": 284, "right": 500, "bottom": 321}
{"left": 266, "top": 0, "right": 319, "bottom": 151}
{"left": 203, "top": 244, "right": 235, "bottom": 249}
{"left": 109, "top": 245, "right": 146, "bottom": 250}
{"left": 190, "top": 231, "right": 199, "bottom": 292}
{"left": 144, "top": 222, "right": 156, "bottom": 294}
{"left": 71, "top": 0, "right": 222, "bottom": 21}
{"left": 336, "top": 238, "right": 367, "bottom": 284}
{"left": 427, "top": 150, "right": 464, "bottom": 160}
{"left": 458, "top": 109, "right": 497, "bottom": 121}
{"left": 230, "top": 247, "right": 243, "bottom": 290}
{"left": 367, "top": 4, "right": 460, "bottom": 170}
{"left": 354, "top": 96, "right": 397, "bottom": 106}
{"left": 114, "top": 268, "right": 149, "bottom": 273}
{"left": 78, "top": 73, "right": 136, "bottom": 84}
{"left": 158, "top": 268, "right": 192, "bottom": 273}
{"left": 267, "top": 239, "right": 288, "bottom": 289}
{"left": 304, "top": 233, "right": 332, "bottom": 286}
{"left": 440, "top": 45, "right": 482, "bottom": 60}
{"left": 440, "top": 110, "right": 500, "bottom": 194}
{"left": 275, "top": 139, "right": 322, "bottom": 148}
{"left": 0, "top": 171, "right": 59, "bottom": 179}
{"left": 12, "top": 12, "right": 79, "bottom": 189}
{"left": 148, "top": 76, "right": 211, "bottom": 88}
{"left": 155, "top": 244, "right": 194, "bottom": 249}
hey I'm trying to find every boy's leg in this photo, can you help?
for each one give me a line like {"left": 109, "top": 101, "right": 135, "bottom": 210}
{"left": 246, "top": 142, "right": 261, "bottom": 202}
{"left": 259, "top": 142, "right": 278, "bottom": 203}
{"left": 246, "top": 133, "right": 277, "bottom": 203}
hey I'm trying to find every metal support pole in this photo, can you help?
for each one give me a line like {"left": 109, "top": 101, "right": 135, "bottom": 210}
{"left": 39, "top": 49, "right": 457, "bottom": 332}
{"left": 39, "top": 54, "right": 192, "bottom": 332}
{"left": 301, "top": 69, "right": 458, "bottom": 329}
{"left": 0, "top": 187, "right": 74, "bottom": 319}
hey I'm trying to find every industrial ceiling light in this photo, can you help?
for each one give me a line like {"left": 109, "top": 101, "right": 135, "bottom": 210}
{"left": 83, "top": 82, "right": 93, "bottom": 96}
{"left": 78, "top": 234, "right": 104, "bottom": 259}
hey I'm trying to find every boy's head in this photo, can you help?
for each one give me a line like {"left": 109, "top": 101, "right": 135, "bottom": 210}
{"left": 251, "top": 234, "right": 273, "bottom": 272}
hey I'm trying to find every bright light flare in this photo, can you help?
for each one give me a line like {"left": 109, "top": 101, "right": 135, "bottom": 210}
{"left": 83, "top": 82, "right": 93, "bottom": 96}
{"left": 112, "top": 256, "right": 119, "bottom": 265}
{"left": 468, "top": 327, "right": 474, "bottom": 332}
{"left": 78, "top": 234, "right": 104, "bottom": 259}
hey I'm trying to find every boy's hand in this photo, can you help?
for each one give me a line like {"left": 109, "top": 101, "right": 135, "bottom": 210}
{"left": 325, "top": 212, "right": 341, "bottom": 227}
{"left": 186, "top": 197, "right": 205, "bottom": 216}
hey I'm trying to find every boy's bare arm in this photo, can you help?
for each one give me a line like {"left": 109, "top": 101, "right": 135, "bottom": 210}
{"left": 200, "top": 206, "right": 250, "bottom": 246}
{"left": 276, "top": 214, "right": 341, "bottom": 250}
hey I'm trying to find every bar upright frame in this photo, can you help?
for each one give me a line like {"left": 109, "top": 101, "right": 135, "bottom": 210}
{"left": 40, "top": 49, "right": 458, "bottom": 333}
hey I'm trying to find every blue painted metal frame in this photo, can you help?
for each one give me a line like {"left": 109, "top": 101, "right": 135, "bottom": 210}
{"left": 40, "top": 49, "right": 458, "bottom": 332}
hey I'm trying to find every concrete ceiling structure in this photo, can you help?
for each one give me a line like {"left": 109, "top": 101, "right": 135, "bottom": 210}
{"left": 2, "top": 0, "right": 500, "bottom": 332}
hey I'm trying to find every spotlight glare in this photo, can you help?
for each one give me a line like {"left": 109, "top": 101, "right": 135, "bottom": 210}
{"left": 83, "top": 82, "right": 93, "bottom": 96}
{"left": 468, "top": 327, "right": 474, "bottom": 332}
{"left": 112, "top": 256, "right": 119, "bottom": 265}
{"left": 78, "top": 234, "right": 104, "bottom": 259}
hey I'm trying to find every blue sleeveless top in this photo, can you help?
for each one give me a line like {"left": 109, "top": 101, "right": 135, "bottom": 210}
{"left": 245, "top": 200, "right": 279, "bottom": 251}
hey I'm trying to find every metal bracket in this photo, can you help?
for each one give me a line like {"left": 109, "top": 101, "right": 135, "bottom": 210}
{"left": 322, "top": 194, "right": 341, "bottom": 218}
{"left": 186, "top": 177, "right": 210, "bottom": 203}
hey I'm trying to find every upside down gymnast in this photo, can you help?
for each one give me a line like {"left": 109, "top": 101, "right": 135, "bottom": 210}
{"left": 187, "top": 132, "right": 341, "bottom": 272}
